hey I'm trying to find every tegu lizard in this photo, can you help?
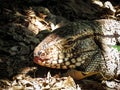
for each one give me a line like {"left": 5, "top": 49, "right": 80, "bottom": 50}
{"left": 34, "top": 19, "right": 120, "bottom": 80}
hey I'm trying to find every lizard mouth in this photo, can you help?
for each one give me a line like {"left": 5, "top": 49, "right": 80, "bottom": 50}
{"left": 34, "top": 56, "right": 57, "bottom": 68}
{"left": 33, "top": 56, "right": 69, "bottom": 69}
{"left": 33, "top": 56, "right": 48, "bottom": 65}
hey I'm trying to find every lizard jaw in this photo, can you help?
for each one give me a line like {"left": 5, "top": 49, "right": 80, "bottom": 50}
{"left": 33, "top": 56, "right": 68, "bottom": 69}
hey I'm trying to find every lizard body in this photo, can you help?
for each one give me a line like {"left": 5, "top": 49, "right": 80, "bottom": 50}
{"left": 34, "top": 19, "right": 120, "bottom": 79}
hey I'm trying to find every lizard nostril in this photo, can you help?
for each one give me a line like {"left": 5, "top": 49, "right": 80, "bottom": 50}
{"left": 39, "top": 51, "right": 47, "bottom": 59}
{"left": 38, "top": 51, "right": 42, "bottom": 55}
{"left": 40, "top": 52, "right": 46, "bottom": 57}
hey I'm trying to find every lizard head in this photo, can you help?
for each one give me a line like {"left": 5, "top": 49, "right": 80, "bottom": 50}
{"left": 33, "top": 33, "right": 82, "bottom": 69}
{"left": 33, "top": 23, "right": 96, "bottom": 69}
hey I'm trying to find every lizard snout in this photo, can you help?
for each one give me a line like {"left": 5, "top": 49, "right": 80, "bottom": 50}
{"left": 33, "top": 50, "right": 49, "bottom": 65}
{"left": 37, "top": 50, "right": 51, "bottom": 61}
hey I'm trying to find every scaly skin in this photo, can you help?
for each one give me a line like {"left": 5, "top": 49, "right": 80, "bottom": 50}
{"left": 34, "top": 19, "right": 120, "bottom": 79}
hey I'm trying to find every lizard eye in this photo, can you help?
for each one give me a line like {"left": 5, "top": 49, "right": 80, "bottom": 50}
{"left": 63, "top": 37, "right": 73, "bottom": 44}
{"left": 67, "top": 40, "right": 74, "bottom": 45}
{"left": 66, "top": 37, "right": 74, "bottom": 45}
{"left": 63, "top": 39, "right": 74, "bottom": 50}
